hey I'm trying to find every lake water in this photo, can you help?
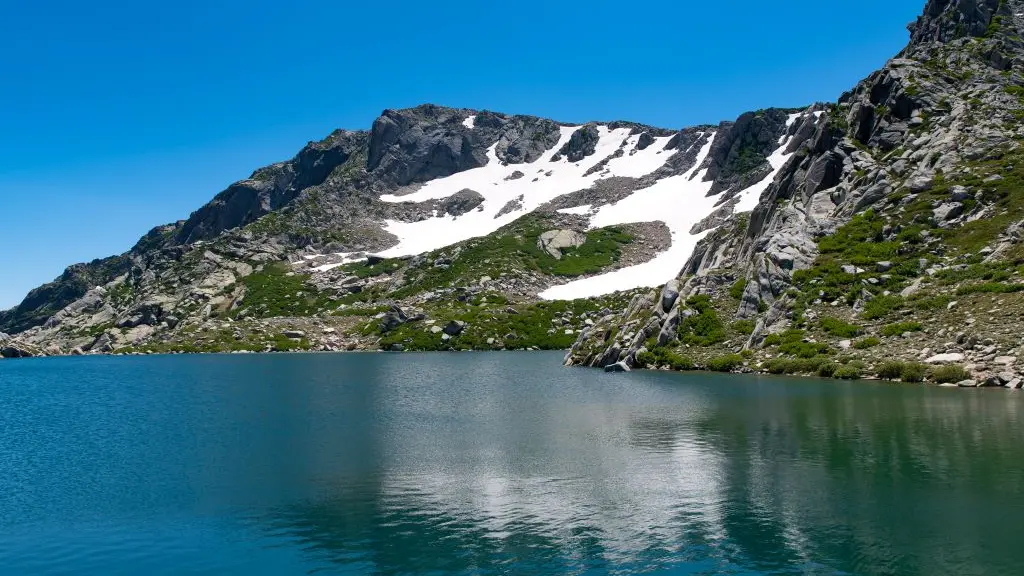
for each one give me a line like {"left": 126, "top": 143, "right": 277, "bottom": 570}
{"left": 1, "top": 352, "right": 1023, "bottom": 575}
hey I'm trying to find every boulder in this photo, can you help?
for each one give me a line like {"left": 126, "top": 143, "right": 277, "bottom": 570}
{"left": 957, "top": 380, "right": 978, "bottom": 388}
{"left": 282, "top": 330, "right": 306, "bottom": 339}
{"left": 604, "top": 361, "right": 631, "bottom": 373}
{"left": 441, "top": 189, "right": 485, "bottom": 216}
{"left": 660, "top": 280, "right": 680, "bottom": 314}
{"left": 933, "top": 202, "right": 964, "bottom": 222}
{"left": 443, "top": 320, "right": 467, "bottom": 336}
{"left": 537, "top": 230, "right": 586, "bottom": 259}
{"left": 926, "top": 353, "right": 965, "bottom": 364}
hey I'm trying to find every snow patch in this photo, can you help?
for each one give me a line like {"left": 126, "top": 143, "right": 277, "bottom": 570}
{"left": 374, "top": 124, "right": 676, "bottom": 258}
{"left": 540, "top": 110, "right": 818, "bottom": 300}
{"left": 539, "top": 135, "right": 718, "bottom": 300}
{"left": 462, "top": 115, "right": 476, "bottom": 129}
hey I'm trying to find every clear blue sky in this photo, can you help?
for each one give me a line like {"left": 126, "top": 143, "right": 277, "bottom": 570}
{"left": 0, "top": 0, "right": 924, "bottom": 309}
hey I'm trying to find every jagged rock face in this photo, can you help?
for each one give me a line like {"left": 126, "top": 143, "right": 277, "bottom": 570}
{"left": 553, "top": 123, "right": 600, "bottom": 162}
{"left": 702, "top": 109, "right": 797, "bottom": 195}
{"left": 910, "top": 0, "right": 1002, "bottom": 44}
{"left": 0, "top": 256, "right": 130, "bottom": 334}
{"left": 176, "top": 130, "right": 368, "bottom": 244}
{"left": 368, "top": 105, "right": 490, "bottom": 188}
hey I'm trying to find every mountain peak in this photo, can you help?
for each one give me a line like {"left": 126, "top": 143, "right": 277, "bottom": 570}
{"left": 908, "top": 0, "right": 1006, "bottom": 44}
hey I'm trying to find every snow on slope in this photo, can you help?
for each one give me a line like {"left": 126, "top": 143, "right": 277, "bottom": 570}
{"left": 372, "top": 126, "right": 675, "bottom": 258}
{"left": 539, "top": 136, "right": 717, "bottom": 300}
{"left": 540, "top": 112, "right": 809, "bottom": 300}
{"left": 309, "top": 112, "right": 814, "bottom": 297}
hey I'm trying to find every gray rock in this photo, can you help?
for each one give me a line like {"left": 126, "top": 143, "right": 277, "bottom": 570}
{"left": 443, "top": 320, "right": 467, "bottom": 336}
{"left": 957, "top": 380, "right": 978, "bottom": 388}
{"left": 282, "top": 330, "right": 306, "bottom": 339}
{"left": 604, "top": 361, "right": 631, "bottom": 373}
{"left": 660, "top": 280, "right": 680, "bottom": 314}
{"left": 537, "top": 230, "right": 586, "bottom": 259}
{"left": 553, "top": 124, "right": 600, "bottom": 162}
{"left": 441, "top": 189, "right": 485, "bottom": 216}
{"left": 933, "top": 202, "right": 964, "bottom": 222}
{"left": 926, "top": 353, "right": 965, "bottom": 364}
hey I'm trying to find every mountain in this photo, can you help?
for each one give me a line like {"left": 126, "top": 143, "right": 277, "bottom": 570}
{"left": 566, "top": 0, "right": 1024, "bottom": 387}
{"left": 0, "top": 100, "right": 818, "bottom": 357}
{"left": 3, "top": 0, "right": 1023, "bottom": 390}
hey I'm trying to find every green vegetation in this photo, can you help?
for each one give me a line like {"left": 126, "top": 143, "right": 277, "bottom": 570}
{"left": 233, "top": 263, "right": 337, "bottom": 318}
{"left": 729, "top": 278, "right": 748, "bottom": 299}
{"left": 881, "top": 321, "right": 923, "bottom": 337}
{"left": 375, "top": 295, "right": 632, "bottom": 352}
{"left": 876, "top": 361, "right": 927, "bottom": 382}
{"left": 930, "top": 365, "right": 972, "bottom": 384}
{"left": 731, "top": 319, "right": 756, "bottom": 335}
{"left": 820, "top": 316, "right": 862, "bottom": 338}
{"left": 678, "top": 295, "right": 727, "bottom": 346}
{"left": 854, "top": 336, "right": 881, "bottom": 349}
{"left": 834, "top": 365, "right": 862, "bottom": 380}
{"left": 706, "top": 354, "right": 744, "bottom": 372}
{"left": 390, "top": 214, "right": 633, "bottom": 299}
{"left": 863, "top": 295, "right": 904, "bottom": 320}
{"left": 636, "top": 347, "right": 695, "bottom": 371}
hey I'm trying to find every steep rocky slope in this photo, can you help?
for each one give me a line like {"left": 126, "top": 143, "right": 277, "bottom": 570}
{"left": 567, "top": 0, "right": 1024, "bottom": 388}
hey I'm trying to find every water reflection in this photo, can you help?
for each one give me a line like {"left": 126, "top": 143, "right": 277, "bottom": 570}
{"left": 251, "top": 364, "right": 1024, "bottom": 575}
{"left": 3, "top": 353, "right": 1024, "bottom": 574}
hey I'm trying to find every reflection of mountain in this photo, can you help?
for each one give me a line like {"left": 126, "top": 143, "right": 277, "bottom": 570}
{"left": 253, "top": 370, "right": 1024, "bottom": 575}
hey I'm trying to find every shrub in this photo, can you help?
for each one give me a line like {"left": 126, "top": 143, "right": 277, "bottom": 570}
{"left": 707, "top": 354, "right": 744, "bottom": 372}
{"left": 956, "top": 282, "right": 1024, "bottom": 295}
{"left": 854, "top": 336, "right": 881, "bottom": 349}
{"left": 881, "top": 321, "right": 923, "bottom": 337}
{"left": 729, "top": 278, "right": 748, "bottom": 299}
{"left": 834, "top": 365, "right": 862, "bottom": 380}
{"left": 877, "top": 361, "right": 906, "bottom": 380}
{"left": 778, "top": 340, "right": 832, "bottom": 359}
{"left": 762, "top": 357, "right": 828, "bottom": 375}
{"left": 816, "top": 362, "right": 840, "bottom": 378}
{"left": 820, "top": 317, "right": 862, "bottom": 338}
{"left": 901, "top": 363, "right": 928, "bottom": 383}
{"left": 679, "top": 296, "right": 726, "bottom": 346}
{"left": 731, "top": 319, "right": 756, "bottom": 334}
{"left": 636, "top": 347, "right": 695, "bottom": 371}
{"left": 930, "top": 365, "right": 972, "bottom": 384}
{"left": 862, "top": 295, "right": 904, "bottom": 320}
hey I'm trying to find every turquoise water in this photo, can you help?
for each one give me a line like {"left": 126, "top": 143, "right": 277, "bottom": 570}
{"left": 1, "top": 352, "right": 1023, "bottom": 575}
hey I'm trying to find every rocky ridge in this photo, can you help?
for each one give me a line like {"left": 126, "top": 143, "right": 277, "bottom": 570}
{"left": 566, "top": 0, "right": 1024, "bottom": 388}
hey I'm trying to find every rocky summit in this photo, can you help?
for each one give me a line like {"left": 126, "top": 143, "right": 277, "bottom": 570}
{"left": 3, "top": 0, "right": 1024, "bottom": 389}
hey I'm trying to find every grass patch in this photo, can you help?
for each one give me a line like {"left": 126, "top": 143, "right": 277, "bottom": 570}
{"left": 854, "top": 336, "right": 881, "bottom": 349}
{"left": 706, "top": 354, "right": 744, "bottom": 372}
{"left": 881, "top": 321, "right": 923, "bottom": 337}
{"left": 820, "top": 316, "right": 862, "bottom": 338}
{"left": 636, "top": 347, "right": 695, "bottom": 371}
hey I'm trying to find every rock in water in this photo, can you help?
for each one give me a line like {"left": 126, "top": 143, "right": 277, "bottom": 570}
{"left": 604, "top": 361, "right": 631, "bottom": 373}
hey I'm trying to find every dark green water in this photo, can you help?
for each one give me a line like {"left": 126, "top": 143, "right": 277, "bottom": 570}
{"left": 1, "top": 352, "right": 1023, "bottom": 575}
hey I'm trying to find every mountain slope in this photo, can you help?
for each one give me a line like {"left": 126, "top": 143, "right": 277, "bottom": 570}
{"left": 566, "top": 0, "right": 1024, "bottom": 387}
{"left": 1, "top": 101, "right": 816, "bottom": 357}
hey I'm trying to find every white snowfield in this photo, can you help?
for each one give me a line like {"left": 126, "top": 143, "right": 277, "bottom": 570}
{"left": 311, "top": 112, "right": 815, "bottom": 299}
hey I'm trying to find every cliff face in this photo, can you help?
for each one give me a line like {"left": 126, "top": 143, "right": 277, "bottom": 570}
{"left": 566, "top": 0, "right": 1024, "bottom": 386}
